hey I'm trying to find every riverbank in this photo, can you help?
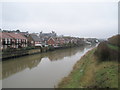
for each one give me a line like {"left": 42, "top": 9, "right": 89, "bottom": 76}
{"left": 58, "top": 48, "right": 119, "bottom": 88}
{"left": 2, "top": 44, "right": 87, "bottom": 60}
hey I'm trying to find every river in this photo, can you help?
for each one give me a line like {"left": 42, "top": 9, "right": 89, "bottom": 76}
{"left": 0, "top": 45, "right": 96, "bottom": 88}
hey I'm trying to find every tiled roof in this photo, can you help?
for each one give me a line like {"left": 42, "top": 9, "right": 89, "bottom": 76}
{"left": 30, "top": 34, "right": 41, "bottom": 42}
{"left": 6, "top": 32, "right": 27, "bottom": 39}
{"left": 0, "top": 32, "right": 13, "bottom": 39}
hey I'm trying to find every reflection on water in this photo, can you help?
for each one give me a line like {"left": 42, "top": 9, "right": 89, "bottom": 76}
{"left": 2, "top": 45, "right": 96, "bottom": 88}
{"left": 2, "top": 47, "right": 84, "bottom": 79}
{"left": 2, "top": 55, "right": 42, "bottom": 79}
{"left": 0, "top": 61, "right": 2, "bottom": 79}
{"left": 47, "top": 47, "right": 84, "bottom": 61}
{"left": 0, "top": 61, "right": 2, "bottom": 89}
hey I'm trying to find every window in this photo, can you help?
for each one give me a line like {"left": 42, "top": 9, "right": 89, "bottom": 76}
{"left": 16, "top": 39, "right": 18, "bottom": 43}
{"left": 8, "top": 39, "right": 11, "bottom": 44}
{"left": 31, "top": 41, "right": 34, "bottom": 44}
{"left": 5, "top": 38, "right": 7, "bottom": 44}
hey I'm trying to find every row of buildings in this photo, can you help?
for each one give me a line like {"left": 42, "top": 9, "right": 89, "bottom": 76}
{"left": 0, "top": 30, "right": 97, "bottom": 50}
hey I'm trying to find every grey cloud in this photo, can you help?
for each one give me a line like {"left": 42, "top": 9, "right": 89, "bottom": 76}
{"left": 1, "top": 2, "right": 118, "bottom": 38}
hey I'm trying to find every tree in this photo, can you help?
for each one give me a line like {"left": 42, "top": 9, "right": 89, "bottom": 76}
{"left": 16, "top": 30, "right": 20, "bottom": 32}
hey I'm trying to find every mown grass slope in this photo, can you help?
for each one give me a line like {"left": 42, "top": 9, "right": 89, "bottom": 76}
{"left": 58, "top": 48, "right": 118, "bottom": 88}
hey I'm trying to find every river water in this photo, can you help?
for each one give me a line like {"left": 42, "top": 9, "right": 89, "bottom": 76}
{"left": 0, "top": 45, "right": 96, "bottom": 88}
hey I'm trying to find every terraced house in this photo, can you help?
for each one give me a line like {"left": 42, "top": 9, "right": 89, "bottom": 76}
{"left": 0, "top": 32, "right": 13, "bottom": 49}
{"left": 40, "top": 31, "right": 57, "bottom": 45}
{"left": 28, "top": 34, "right": 42, "bottom": 47}
{"left": 0, "top": 32, "right": 28, "bottom": 50}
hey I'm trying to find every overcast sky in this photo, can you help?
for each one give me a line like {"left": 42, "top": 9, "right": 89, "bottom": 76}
{"left": 0, "top": 0, "right": 118, "bottom": 38}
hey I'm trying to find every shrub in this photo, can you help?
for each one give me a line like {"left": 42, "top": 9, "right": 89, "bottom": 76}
{"left": 24, "top": 46, "right": 35, "bottom": 50}
{"left": 95, "top": 42, "right": 110, "bottom": 61}
{"left": 95, "top": 41, "right": 119, "bottom": 62}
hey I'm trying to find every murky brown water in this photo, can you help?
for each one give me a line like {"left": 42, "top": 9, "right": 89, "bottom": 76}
{"left": 1, "top": 45, "right": 95, "bottom": 88}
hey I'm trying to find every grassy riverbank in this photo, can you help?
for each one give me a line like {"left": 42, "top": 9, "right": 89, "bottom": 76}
{"left": 58, "top": 48, "right": 119, "bottom": 88}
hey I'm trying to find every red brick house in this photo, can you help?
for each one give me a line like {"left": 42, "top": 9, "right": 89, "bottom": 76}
{"left": 6, "top": 32, "right": 28, "bottom": 48}
{"left": 47, "top": 37, "right": 65, "bottom": 47}
{"left": 47, "top": 37, "right": 56, "bottom": 46}
{"left": 0, "top": 32, "right": 28, "bottom": 49}
{"left": 27, "top": 34, "right": 42, "bottom": 47}
{"left": 0, "top": 32, "right": 13, "bottom": 49}
{"left": 63, "top": 37, "right": 72, "bottom": 44}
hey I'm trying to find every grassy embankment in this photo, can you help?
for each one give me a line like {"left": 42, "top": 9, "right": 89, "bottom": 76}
{"left": 58, "top": 35, "right": 119, "bottom": 88}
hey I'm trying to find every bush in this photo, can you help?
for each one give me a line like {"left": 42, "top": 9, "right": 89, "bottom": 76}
{"left": 95, "top": 41, "right": 119, "bottom": 62}
{"left": 95, "top": 42, "right": 110, "bottom": 61}
{"left": 24, "top": 46, "right": 35, "bottom": 50}
{"left": 48, "top": 45, "right": 54, "bottom": 51}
